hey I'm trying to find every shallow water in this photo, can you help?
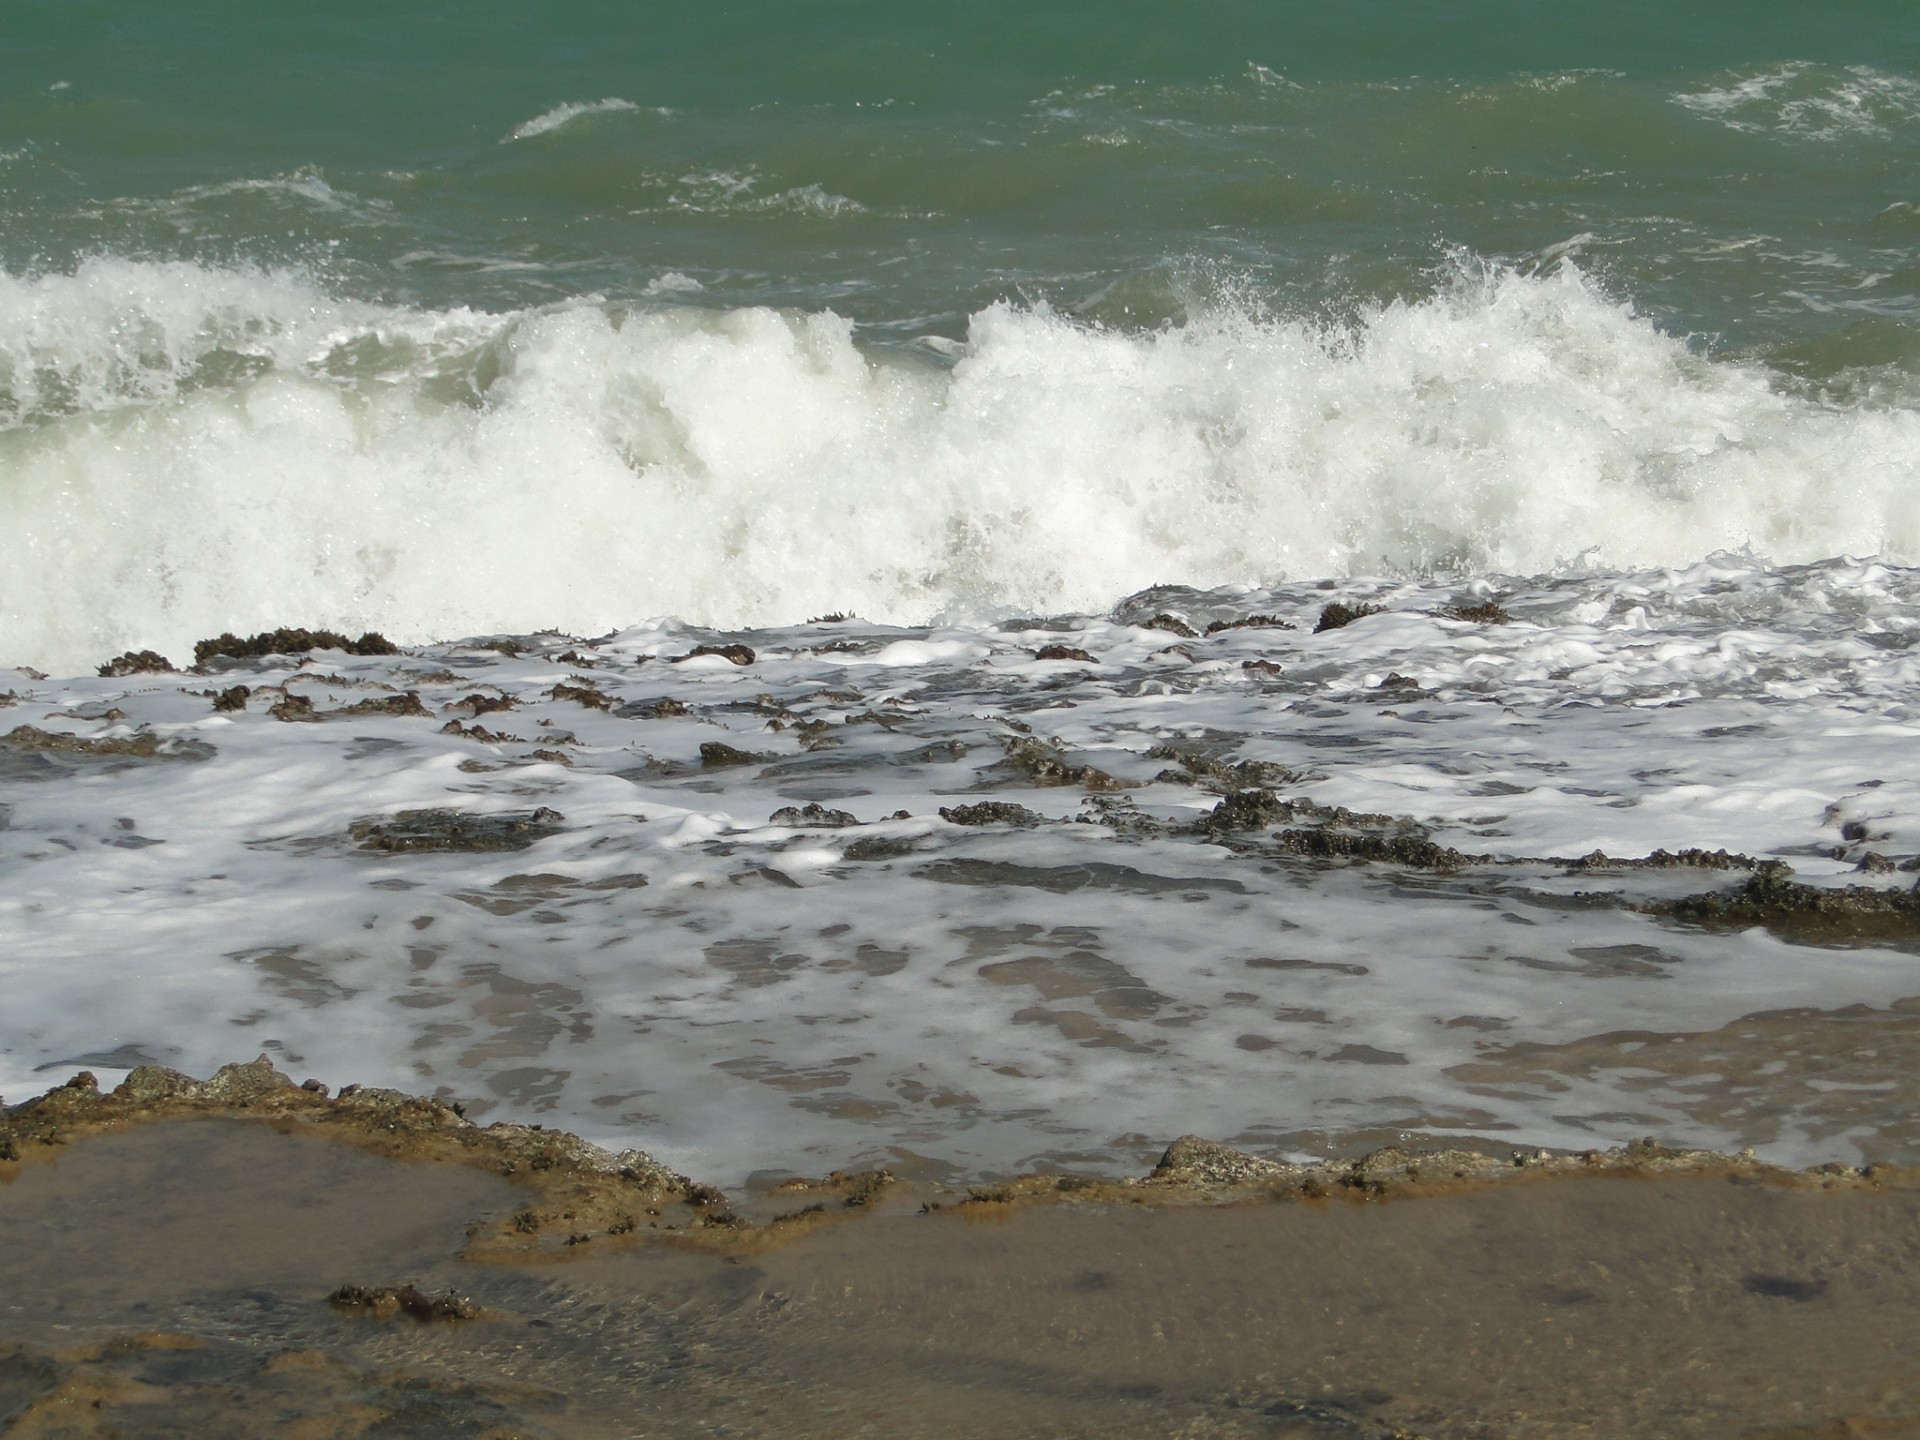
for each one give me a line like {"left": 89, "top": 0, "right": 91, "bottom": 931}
{"left": 5, "top": 561, "right": 1920, "bottom": 1183}
{"left": 4, "top": 7, "right": 1920, "bottom": 1198}
{"left": 4, "top": 1119, "right": 1919, "bottom": 1438}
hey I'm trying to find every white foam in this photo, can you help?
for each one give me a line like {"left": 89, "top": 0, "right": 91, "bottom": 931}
{"left": 506, "top": 98, "right": 642, "bottom": 141}
{"left": 3, "top": 257, "right": 1919, "bottom": 674}
{"left": 1675, "top": 62, "right": 1920, "bottom": 141}
{"left": 7, "top": 559, "right": 1920, "bottom": 1181}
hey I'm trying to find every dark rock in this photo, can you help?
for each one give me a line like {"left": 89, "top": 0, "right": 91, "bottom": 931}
{"left": 699, "top": 741, "right": 770, "bottom": 768}
{"left": 193, "top": 629, "right": 398, "bottom": 665}
{"left": 770, "top": 802, "right": 859, "bottom": 828}
{"left": 616, "top": 698, "right": 687, "bottom": 719}
{"left": 439, "top": 719, "right": 521, "bottom": 744}
{"left": 448, "top": 692, "right": 517, "bottom": 716}
{"left": 96, "top": 650, "right": 176, "bottom": 677}
{"left": 1205, "top": 615, "right": 1296, "bottom": 634}
{"left": 1142, "top": 614, "right": 1199, "bottom": 639}
{"left": 211, "top": 686, "right": 250, "bottom": 712}
{"left": 1273, "top": 827, "right": 1469, "bottom": 870}
{"left": 1197, "top": 789, "right": 1297, "bottom": 832}
{"left": 1443, "top": 600, "right": 1513, "bottom": 624}
{"left": 549, "top": 681, "right": 613, "bottom": 710}
{"left": 999, "top": 736, "right": 1124, "bottom": 791}
{"left": 844, "top": 836, "right": 919, "bottom": 860}
{"left": 2, "top": 725, "right": 212, "bottom": 763}
{"left": 348, "top": 807, "right": 566, "bottom": 853}
{"left": 1033, "top": 644, "right": 1097, "bottom": 663}
{"left": 1314, "top": 602, "right": 1382, "bottom": 633}
{"left": 674, "top": 644, "right": 755, "bottom": 666}
{"left": 939, "top": 801, "right": 1043, "bottom": 827}
{"left": 329, "top": 1284, "right": 486, "bottom": 1322}
{"left": 1654, "top": 864, "right": 1920, "bottom": 941}
{"left": 268, "top": 694, "right": 316, "bottom": 722}
{"left": 1149, "top": 748, "right": 1301, "bottom": 795}
{"left": 334, "top": 691, "right": 431, "bottom": 718}
{"left": 1562, "top": 847, "right": 1757, "bottom": 871}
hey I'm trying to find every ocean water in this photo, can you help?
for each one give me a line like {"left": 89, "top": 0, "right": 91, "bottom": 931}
{"left": 3, "top": 4, "right": 1919, "bottom": 1182}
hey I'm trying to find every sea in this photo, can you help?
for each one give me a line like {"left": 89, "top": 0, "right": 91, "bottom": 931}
{"left": 3, "top": 1, "right": 1919, "bottom": 1186}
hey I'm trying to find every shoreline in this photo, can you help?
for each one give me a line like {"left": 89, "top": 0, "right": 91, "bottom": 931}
{"left": 7, "top": 1061, "right": 1920, "bottom": 1437}
{"left": 4, "top": 1056, "right": 1905, "bottom": 1255}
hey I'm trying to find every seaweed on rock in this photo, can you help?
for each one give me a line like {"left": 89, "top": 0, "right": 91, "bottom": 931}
{"left": 193, "top": 629, "right": 399, "bottom": 665}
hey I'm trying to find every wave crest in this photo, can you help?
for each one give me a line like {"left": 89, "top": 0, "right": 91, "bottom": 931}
{"left": 1, "top": 258, "right": 1916, "bottom": 672}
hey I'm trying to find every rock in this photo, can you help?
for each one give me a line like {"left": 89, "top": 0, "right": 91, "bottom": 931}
{"left": 334, "top": 692, "right": 431, "bottom": 718}
{"left": 1033, "top": 644, "right": 1097, "bottom": 663}
{"left": 699, "top": 741, "right": 770, "bottom": 768}
{"left": 938, "top": 801, "right": 1043, "bottom": 827}
{"left": 770, "top": 802, "right": 859, "bottom": 828}
{"left": 199, "top": 1055, "right": 297, "bottom": 1102}
{"left": 116, "top": 1066, "right": 199, "bottom": 1103}
{"left": 328, "top": 1283, "right": 485, "bottom": 1322}
{"left": 1272, "top": 827, "right": 1469, "bottom": 870}
{"left": 1205, "top": 614, "right": 1296, "bottom": 634}
{"left": 1313, "top": 602, "right": 1382, "bottom": 633}
{"left": 1142, "top": 613, "right": 1199, "bottom": 639}
{"left": 548, "top": 681, "right": 613, "bottom": 710}
{"left": 1442, "top": 600, "right": 1513, "bottom": 624}
{"left": 97, "top": 650, "right": 176, "bottom": 677}
{"left": 1150, "top": 1136, "right": 1289, "bottom": 1186}
{"left": 348, "top": 807, "right": 566, "bottom": 853}
{"left": 674, "top": 644, "right": 755, "bottom": 666}
{"left": 193, "top": 629, "right": 398, "bottom": 665}
{"left": 1197, "top": 789, "right": 1296, "bottom": 832}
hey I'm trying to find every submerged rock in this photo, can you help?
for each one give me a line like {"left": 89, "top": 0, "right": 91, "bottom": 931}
{"left": 348, "top": 807, "right": 566, "bottom": 854}
{"left": 700, "top": 741, "right": 771, "bottom": 768}
{"left": 329, "top": 1283, "right": 486, "bottom": 1322}
{"left": 1, "top": 724, "right": 213, "bottom": 764}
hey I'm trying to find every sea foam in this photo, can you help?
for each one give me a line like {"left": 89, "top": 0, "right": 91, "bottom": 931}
{"left": 506, "top": 97, "right": 643, "bottom": 141}
{"left": 1, "top": 256, "right": 1916, "bottom": 673}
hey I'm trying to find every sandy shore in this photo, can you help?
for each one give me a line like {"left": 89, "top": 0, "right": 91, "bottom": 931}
{"left": 4, "top": 1060, "right": 1920, "bottom": 1437}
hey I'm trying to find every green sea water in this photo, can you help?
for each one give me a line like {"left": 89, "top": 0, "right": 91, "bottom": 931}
{"left": 3, "top": 3, "right": 1919, "bottom": 667}
{"left": 6, "top": 1, "right": 1918, "bottom": 362}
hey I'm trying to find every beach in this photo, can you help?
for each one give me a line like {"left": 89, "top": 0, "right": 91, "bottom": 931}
{"left": 4, "top": 4, "right": 1920, "bottom": 1431}
{"left": 5, "top": 1062, "right": 1919, "bottom": 1437}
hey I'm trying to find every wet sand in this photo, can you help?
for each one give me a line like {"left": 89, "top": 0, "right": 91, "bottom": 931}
{"left": 5, "top": 1069, "right": 1920, "bottom": 1437}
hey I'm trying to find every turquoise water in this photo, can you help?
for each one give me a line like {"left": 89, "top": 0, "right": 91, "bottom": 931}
{"left": 1, "top": 4, "right": 1918, "bottom": 666}
{"left": 7, "top": 2, "right": 1917, "bottom": 351}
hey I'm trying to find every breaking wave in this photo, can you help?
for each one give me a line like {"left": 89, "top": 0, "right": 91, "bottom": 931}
{"left": 2, "top": 255, "right": 1917, "bottom": 672}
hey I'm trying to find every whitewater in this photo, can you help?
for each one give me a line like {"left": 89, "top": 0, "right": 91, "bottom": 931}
{"left": 4, "top": 257, "right": 1915, "bottom": 677}
{"left": 4, "top": 239, "right": 1920, "bottom": 1183}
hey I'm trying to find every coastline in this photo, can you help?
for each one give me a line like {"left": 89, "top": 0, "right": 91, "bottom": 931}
{"left": 5, "top": 1059, "right": 1919, "bottom": 1436}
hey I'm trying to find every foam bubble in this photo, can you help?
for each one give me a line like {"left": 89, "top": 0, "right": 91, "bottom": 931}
{"left": 2, "top": 257, "right": 1918, "bottom": 673}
